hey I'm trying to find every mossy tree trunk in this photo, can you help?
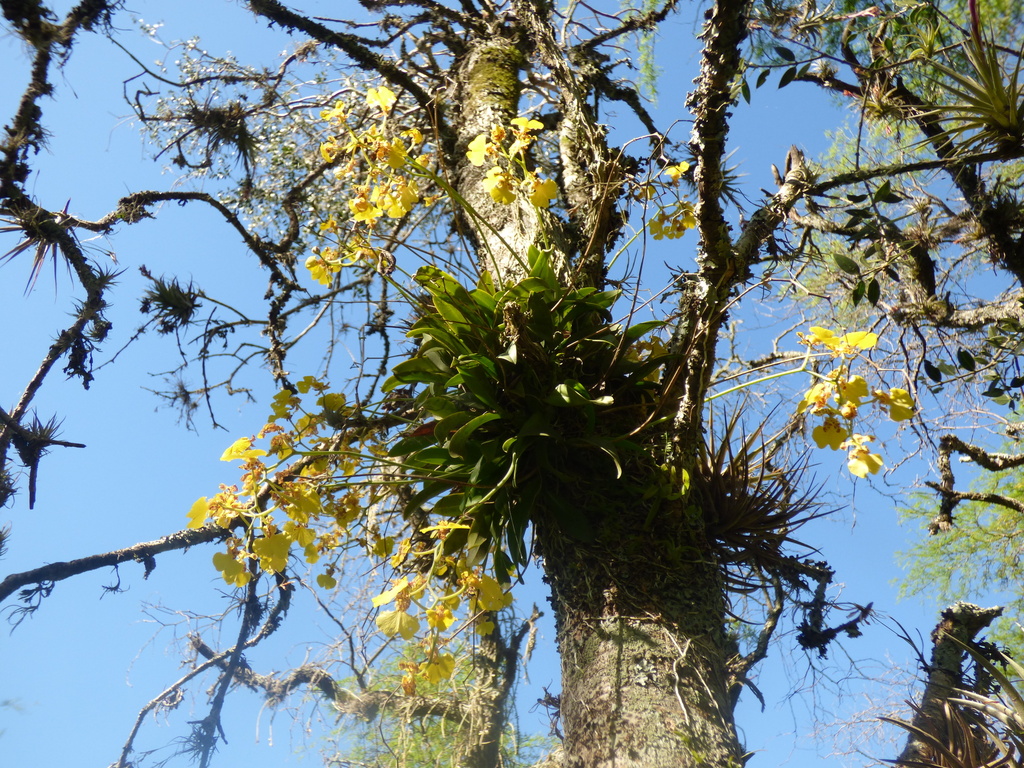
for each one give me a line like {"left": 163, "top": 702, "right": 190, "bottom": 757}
{"left": 443, "top": 2, "right": 758, "bottom": 765}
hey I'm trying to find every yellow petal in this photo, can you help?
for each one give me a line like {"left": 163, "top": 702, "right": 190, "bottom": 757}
{"left": 848, "top": 450, "right": 883, "bottom": 478}
{"left": 252, "top": 533, "right": 291, "bottom": 573}
{"left": 375, "top": 609, "right": 420, "bottom": 639}
{"left": 878, "top": 387, "right": 915, "bottom": 421}
{"left": 420, "top": 653, "right": 455, "bottom": 684}
{"left": 187, "top": 497, "right": 209, "bottom": 529}
{"left": 842, "top": 331, "right": 878, "bottom": 350}
{"left": 510, "top": 116, "right": 543, "bottom": 132}
{"left": 316, "top": 573, "right": 338, "bottom": 589}
{"left": 663, "top": 162, "right": 689, "bottom": 183}
{"left": 220, "top": 437, "right": 268, "bottom": 461}
{"left": 483, "top": 167, "right": 516, "bottom": 204}
{"left": 812, "top": 418, "right": 847, "bottom": 450}
{"left": 466, "top": 134, "right": 489, "bottom": 166}
{"left": 529, "top": 177, "right": 558, "bottom": 207}
{"left": 840, "top": 375, "right": 869, "bottom": 401}
{"left": 372, "top": 576, "right": 409, "bottom": 607}
{"left": 366, "top": 85, "right": 396, "bottom": 113}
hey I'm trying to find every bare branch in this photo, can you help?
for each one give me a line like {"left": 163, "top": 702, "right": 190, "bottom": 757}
{"left": 0, "top": 526, "right": 228, "bottom": 606}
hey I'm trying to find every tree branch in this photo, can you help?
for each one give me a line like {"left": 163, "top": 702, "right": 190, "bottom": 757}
{"left": 925, "top": 434, "right": 1024, "bottom": 533}
{"left": 191, "top": 637, "right": 467, "bottom": 722}
{"left": 0, "top": 526, "right": 229, "bottom": 605}
{"left": 247, "top": 0, "right": 435, "bottom": 112}
{"left": 892, "top": 602, "right": 1003, "bottom": 766}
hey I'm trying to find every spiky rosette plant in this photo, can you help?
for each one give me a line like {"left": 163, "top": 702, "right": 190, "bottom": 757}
{"left": 692, "top": 409, "right": 824, "bottom": 584}
{"left": 885, "top": 638, "right": 1024, "bottom": 768}
{"left": 920, "top": 7, "right": 1024, "bottom": 158}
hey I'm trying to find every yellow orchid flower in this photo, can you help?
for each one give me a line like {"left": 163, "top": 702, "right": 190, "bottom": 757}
{"left": 466, "top": 134, "right": 490, "bottom": 166}
{"left": 187, "top": 497, "right": 209, "bottom": 529}
{"left": 375, "top": 609, "right": 420, "bottom": 639}
{"left": 812, "top": 415, "right": 847, "bottom": 450}
{"left": 420, "top": 653, "right": 455, "bottom": 684}
{"left": 252, "top": 532, "right": 291, "bottom": 573}
{"left": 220, "top": 437, "right": 268, "bottom": 462}
{"left": 212, "top": 550, "right": 251, "bottom": 587}
{"left": 663, "top": 161, "right": 689, "bottom": 184}
{"left": 425, "top": 603, "right": 455, "bottom": 630}
{"left": 841, "top": 434, "right": 883, "bottom": 478}
{"left": 483, "top": 166, "right": 517, "bottom": 204}
{"left": 873, "top": 387, "right": 915, "bottom": 421}
{"left": 366, "top": 85, "right": 396, "bottom": 113}
{"left": 527, "top": 174, "right": 558, "bottom": 207}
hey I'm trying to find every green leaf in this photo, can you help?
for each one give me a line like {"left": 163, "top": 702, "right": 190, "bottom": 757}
{"left": 459, "top": 353, "right": 499, "bottom": 380}
{"left": 549, "top": 379, "right": 592, "bottom": 407}
{"left": 389, "top": 356, "right": 452, "bottom": 386}
{"left": 441, "top": 526, "right": 469, "bottom": 557}
{"left": 448, "top": 364, "right": 500, "bottom": 410}
{"left": 469, "top": 287, "right": 497, "bottom": 314}
{"left": 756, "top": 68, "right": 770, "bottom": 88}
{"left": 957, "top": 349, "right": 976, "bottom": 371}
{"left": 982, "top": 383, "right": 1005, "bottom": 398}
{"left": 431, "top": 492, "right": 466, "bottom": 518}
{"left": 517, "top": 411, "right": 554, "bottom": 438}
{"left": 622, "top": 319, "right": 665, "bottom": 345}
{"left": 872, "top": 180, "right": 904, "bottom": 204}
{"left": 527, "top": 245, "right": 558, "bottom": 287}
{"left": 449, "top": 412, "right": 502, "bottom": 459}
{"left": 406, "top": 324, "right": 467, "bottom": 355}
{"left": 774, "top": 46, "right": 796, "bottom": 62}
{"left": 401, "top": 480, "right": 449, "bottom": 512}
{"left": 465, "top": 524, "right": 492, "bottom": 567}
{"left": 387, "top": 432, "right": 439, "bottom": 458}
{"left": 433, "top": 410, "right": 476, "bottom": 440}
{"left": 851, "top": 280, "right": 866, "bottom": 306}
{"left": 923, "top": 359, "right": 943, "bottom": 383}
{"left": 779, "top": 66, "right": 797, "bottom": 88}
{"left": 834, "top": 253, "right": 861, "bottom": 275}
{"left": 867, "top": 278, "right": 881, "bottom": 306}
{"left": 420, "top": 396, "right": 459, "bottom": 419}
{"left": 578, "top": 436, "right": 624, "bottom": 478}
{"left": 432, "top": 296, "right": 472, "bottom": 328}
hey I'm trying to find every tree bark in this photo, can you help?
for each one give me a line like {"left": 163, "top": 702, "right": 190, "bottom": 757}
{"left": 896, "top": 602, "right": 1004, "bottom": 766}
{"left": 540, "top": 504, "right": 744, "bottom": 768}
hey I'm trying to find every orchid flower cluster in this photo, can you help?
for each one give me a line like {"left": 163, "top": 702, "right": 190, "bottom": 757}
{"left": 465, "top": 117, "right": 559, "bottom": 207}
{"left": 307, "top": 86, "right": 432, "bottom": 285}
{"left": 796, "top": 327, "right": 915, "bottom": 478}
{"left": 186, "top": 374, "right": 512, "bottom": 690}
{"left": 645, "top": 161, "right": 697, "bottom": 240}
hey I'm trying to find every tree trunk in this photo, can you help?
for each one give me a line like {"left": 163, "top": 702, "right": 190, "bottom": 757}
{"left": 539, "top": 496, "right": 744, "bottom": 768}
{"left": 445, "top": 3, "right": 749, "bottom": 764}
{"left": 896, "top": 602, "right": 1004, "bottom": 766}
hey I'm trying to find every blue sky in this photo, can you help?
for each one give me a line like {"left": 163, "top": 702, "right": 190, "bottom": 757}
{"left": 0, "top": 2, "right": 989, "bottom": 767}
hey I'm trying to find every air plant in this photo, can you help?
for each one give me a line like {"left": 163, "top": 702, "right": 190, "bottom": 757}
{"left": 692, "top": 408, "right": 825, "bottom": 581}
{"left": 884, "top": 637, "right": 1024, "bottom": 768}
{"left": 0, "top": 202, "right": 74, "bottom": 293}
{"left": 920, "top": 0, "right": 1024, "bottom": 157}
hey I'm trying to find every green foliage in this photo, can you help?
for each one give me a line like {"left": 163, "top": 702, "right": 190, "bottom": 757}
{"left": 920, "top": 316, "right": 1024, "bottom": 410}
{"left": 920, "top": 32, "right": 1024, "bottom": 157}
{"left": 384, "top": 246, "right": 670, "bottom": 578}
{"left": 139, "top": 269, "right": 203, "bottom": 334}
{"left": 900, "top": 467, "right": 1024, "bottom": 651}
{"left": 328, "top": 643, "right": 553, "bottom": 768}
